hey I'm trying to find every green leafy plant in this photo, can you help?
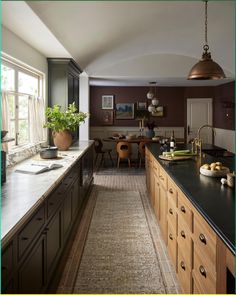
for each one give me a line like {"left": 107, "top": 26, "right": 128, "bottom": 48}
{"left": 44, "top": 102, "right": 88, "bottom": 132}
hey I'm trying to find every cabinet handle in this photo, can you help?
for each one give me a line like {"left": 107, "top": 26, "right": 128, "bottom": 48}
{"left": 199, "top": 233, "right": 207, "bottom": 244}
{"left": 199, "top": 265, "right": 207, "bottom": 277}
{"left": 169, "top": 208, "right": 173, "bottom": 215}
{"left": 180, "top": 206, "right": 186, "bottom": 213}
{"left": 36, "top": 217, "right": 43, "bottom": 221}
{"left": 180, "top": 261, "right": 186, "bottom": 270}
{"left": 21, "top": 237, "right": 28, "bottom": 241}
{"left": 49, "top": 202, "right": 54, "bottom": 206}
{"left": 169, "top": 188, "right": 173, "bottom": 194}
{"left": 180, "top": 230, "right": 186, "bottom": 238}
{"left": 169, "top": 233, "right": 173, "bottom": 240}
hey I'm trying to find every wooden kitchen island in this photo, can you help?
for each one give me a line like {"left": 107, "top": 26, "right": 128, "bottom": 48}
{"left": 146, "top": 143, "right": 235, "bottom": 294}
{"left": 1, "top": 141, "right": 94, "bottom": 294}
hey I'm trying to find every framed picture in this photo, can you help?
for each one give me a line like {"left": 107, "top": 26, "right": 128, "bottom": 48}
{"left": 101, "top": 110, "right": 114, "bottom": 125}
{"left": 115, "top": 103, "right": 134, "bottom": 119}
{"left": 151, "top": 106, "right": 164, "bottom": 117}
{"left": 137, "top": 102, "right": 147, "bottom": 110}
{"left": 102, "top": 95, "right": 114, "bottom": 109}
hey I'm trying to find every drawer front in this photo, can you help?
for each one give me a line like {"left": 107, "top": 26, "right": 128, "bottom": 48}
{"left": 153, "top": 159, "right": 159, "bottom": 177}
{"left": 167, "top": 197, "right": 177, "bottom": 234}
{"left": 177, "top": 249, "right": 192, "bottom": 294}
{"left": 177, "top": 216, "right": 193, "bottom": 269}
{"left": 2, "top": 242, "right": 13, "bottom": 285}
{"left": 167, "top": 222, "right": 177, "bottom": 270}
{"left": 159, "top": 166, "right": 167, "bottom": 190}
{"left": 193, "top": 213, "right": 217, "bottom": 269}
{"left": 47, "top": 186, "right": 65, "bottom": 218}
{"left": 193, "top": 250, "right": 216, "bottom": 294}
{"left": 177, "top": 191, "right": 193, "bottom": 232}
{"left": 18, "top": 205, "right": 45, "bottom": 259}
{"left": 167, "top": 177, "right": 178, "bottom": 205}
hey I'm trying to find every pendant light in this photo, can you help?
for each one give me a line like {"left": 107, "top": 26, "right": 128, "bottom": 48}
{"left": 146, "top": 82, "right": 155, "bottom": 99}
{"left": 188, "top": 0, "right": 226, "bottom": 80}
{"left": 147, "top": 82, "right": 160, "bottom": 113}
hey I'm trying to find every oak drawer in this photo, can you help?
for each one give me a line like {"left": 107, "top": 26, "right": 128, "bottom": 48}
{"left": 167, "top": 222, "right": 177, "bottom": 270}
{"left": 153, "top": 159, "right": 159, "bottom": 177}
{"left": 167, "top": 177, "right": 178, "bottom": 205}
{"left": 159, "top": 165, "right": 167, "bottom": 190}
{"left": 177, "top": 216, "right": 193, "bottom": 269}
{"left": 193, "top": 250, "right": 216, "bottom": 294}
{"left": 167, "top": 196, "right": 177, "bottom": 235}
{"left": 177, "top": 249, "right": 192, "bottom": 294}
{"left": 193, "top": 212, "right": 217, "bottom": 270}
{"left": 18, "top": 204, "right": 45, "bottom": 259}
{"left": 177, "top": 191, "right": 193, "bottom": 232}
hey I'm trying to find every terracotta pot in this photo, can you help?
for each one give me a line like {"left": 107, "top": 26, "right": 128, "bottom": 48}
{"left": 52, "top": 130, "right": 73, "bottom": 151}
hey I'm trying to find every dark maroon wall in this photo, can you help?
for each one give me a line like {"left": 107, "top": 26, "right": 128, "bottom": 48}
{"left": 90, "top": 83, "right": 235, "bottom": 131}
{"left": 213, "top": 82, "right": 234, "bottom": 130}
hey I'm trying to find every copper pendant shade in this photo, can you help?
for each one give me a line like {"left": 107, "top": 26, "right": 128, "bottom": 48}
{"left": 188, "top": 1, "right": 226, "bottom": 80}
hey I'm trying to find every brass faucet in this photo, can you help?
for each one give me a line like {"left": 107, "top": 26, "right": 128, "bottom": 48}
{"left": 197, "top": 124, "right": 216, "bottom": 144}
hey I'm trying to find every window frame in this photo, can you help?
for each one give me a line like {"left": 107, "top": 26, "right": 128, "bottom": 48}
{"left": 1, "top": 56, "right": 44, "bottom": 148}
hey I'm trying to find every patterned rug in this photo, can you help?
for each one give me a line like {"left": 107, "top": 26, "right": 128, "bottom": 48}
{"left": 73, "top": 190, "right": 166, "bottom": 294}
{"left": 95, "top": 161, "right": 145, "bottom": 175}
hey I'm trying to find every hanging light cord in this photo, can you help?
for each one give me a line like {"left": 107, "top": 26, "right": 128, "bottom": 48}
{"left": 204, "top": 0, "right": 208, "bottom": 45}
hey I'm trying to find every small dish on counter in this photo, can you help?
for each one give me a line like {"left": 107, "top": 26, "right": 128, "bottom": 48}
{"left": 40, "top": 146, "right": 58, "bottom": 159}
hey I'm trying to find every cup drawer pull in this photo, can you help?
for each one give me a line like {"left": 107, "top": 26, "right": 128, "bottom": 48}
{"left": 180, "top": 206, "right": 186, "bottom": 213}
{"left": 169, "top": 233, "right": 173, "bottom": 240}
{"left": 180, "top": 230, "right": 186, "bottom": 238}
{"left": 180, "top": 261, "right": 186, "bottom": 270}
{"left": 169, "top": 208, "right": 173, "bottom": 215}
{"left": 199, "top": 233, "right": 207, "bottom": 244}
{"left": 21, "top": 237, "right": 29, "bottom": 241}
{"left": 199, "top": 265, "right": 207, "bottom": 277}
{"left": 169, "top": 188, "right": 173, "bottom": 194}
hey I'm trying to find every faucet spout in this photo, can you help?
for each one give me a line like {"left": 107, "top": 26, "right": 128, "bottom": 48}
{"left": 197, "top": 124, "right": 216, "bottom": 144}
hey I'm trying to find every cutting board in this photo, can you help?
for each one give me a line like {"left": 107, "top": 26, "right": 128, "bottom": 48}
{"left": 159, "top": 155, "right": 193, "bottom": 161}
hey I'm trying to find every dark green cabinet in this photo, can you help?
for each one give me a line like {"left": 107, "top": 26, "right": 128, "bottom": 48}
{"left": 1, "top": 145, "right": 94, "bottom": 294}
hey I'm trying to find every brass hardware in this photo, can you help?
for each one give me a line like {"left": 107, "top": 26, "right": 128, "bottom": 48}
{"left": 199, "top": 265, "right": 207, "bottom": 277}
{"left": 169, "top": 208, "right": 173, "bottom": 215}
{"left": 199, "top": 233, "right": 207, "bottom": 244}
{"left": 169, "top": 233, "right": 173, "bottom": 240}
{"left": 180, "top": 206, "right": 186, "bottom": 213}
{"left": 169, "top": 188, "right": 173, "bottom": 194}
{"left": 180, "top": 261, "right": 186, "bottom": 270}
{"left": 180, "top": 230, "right": 186, "bottom": 238}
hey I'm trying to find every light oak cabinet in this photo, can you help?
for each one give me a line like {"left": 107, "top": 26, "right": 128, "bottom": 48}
{"left": 146, "top": 147, "right": 235, "bottom": 294}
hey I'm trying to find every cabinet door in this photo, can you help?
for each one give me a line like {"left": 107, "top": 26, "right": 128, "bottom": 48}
{"left": 159, "top": 184, "right": 167, "bottom": 244}
{"left": 63, "top": 190, "right": 72, "bottom": 238}
{"left": 68, "top": 73, "right": 74, "bottom": 105}
{"left": 153, "top": 174, "right": 160, "bottom": 220}
{"left": 46, "top": 210, "right": 62, "bottom": 280}
{"left": 72, "top": 178, "right": 81, "bottom": 218}
{"left": 18, "top": 235, "right": 46, "bottom": 293}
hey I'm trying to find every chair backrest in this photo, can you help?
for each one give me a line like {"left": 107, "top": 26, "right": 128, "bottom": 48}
{"left": 116, "top": 141, "right": 131, "bottom": 159}
{"left": 139, "top": 141, "right": 146, "bottom": 158}
{"left": 93, "top": 138, "right": 103, "bottom": 153}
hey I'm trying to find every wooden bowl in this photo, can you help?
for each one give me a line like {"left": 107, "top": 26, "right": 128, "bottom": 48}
{"left": 200, "top": 166, "right": 230, "bottom": 177}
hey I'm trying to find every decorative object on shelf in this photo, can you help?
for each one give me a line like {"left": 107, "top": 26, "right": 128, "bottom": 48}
{"left": 137, "top": 102, "right": 147, "bottom": 110}
{"left": 102, "top": 95, "right": 114, "bottom": 109}
{"left": 115, "top": 103, "right": 134, "bottom": 119}
{"left": 44, "top": 102, "right": 88, "bottom": 150}
{"left": 146, "top": 120, "right": 156, "bottom": 138}
{"left": 188, "top": 1, "right": 226, "bottom": 80}
{"left": 101, "top": 110, "right": 114, "bottom": 125}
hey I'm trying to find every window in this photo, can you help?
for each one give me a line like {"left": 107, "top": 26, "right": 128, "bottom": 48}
{"left": 1, "top": 58, "right": 44, "bottom": 149}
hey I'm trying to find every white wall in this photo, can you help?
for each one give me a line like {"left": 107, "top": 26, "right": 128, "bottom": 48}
{"left": 215, "top": 128, "right": 235, "bottom": 153}
{"left": 2, "top": 26, "right": 48, "bottom": 103}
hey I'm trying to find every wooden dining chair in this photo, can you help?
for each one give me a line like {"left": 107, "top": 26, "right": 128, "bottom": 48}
{"left": 116, "top": 141, "right": 132, "bottom": 168}
{"left": 138, "top": 141, "right": 146, "bottom": 168}
{"left": 94, "top": 138, "right": 114, "bottom": 168}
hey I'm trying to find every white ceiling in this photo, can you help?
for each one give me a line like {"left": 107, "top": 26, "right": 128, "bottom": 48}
{"left": 2, "top": 1, "right": 235, "bottom": 86}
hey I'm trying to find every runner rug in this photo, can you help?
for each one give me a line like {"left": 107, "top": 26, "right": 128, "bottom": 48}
{"left": 73, "top": 190, "right": 166, "bottom": 294}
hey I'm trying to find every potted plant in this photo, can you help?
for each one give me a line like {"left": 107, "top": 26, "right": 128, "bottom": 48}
{"left": 146, "top": 120, "right": 156, "bottom": 138}
{"left": 44, "top": 102, "right": 88, "bottom": 150}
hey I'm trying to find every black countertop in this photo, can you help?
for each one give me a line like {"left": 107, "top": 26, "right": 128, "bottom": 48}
{"left": 146, "top": 143, "right": 235, "bottom": 255}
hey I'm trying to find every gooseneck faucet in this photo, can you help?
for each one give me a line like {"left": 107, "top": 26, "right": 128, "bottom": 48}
{"left": 197, "top": 124, "right": 216, "bottom": 145}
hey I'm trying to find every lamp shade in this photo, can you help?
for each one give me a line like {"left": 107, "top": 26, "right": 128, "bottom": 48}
{"left": 152, "top": 98, "right": 159, "bottom": 106}
{"left": 188, "top": 52, "right": 226, "bottom": 80}
{"left": 147, "top": 91, "right": 154, "bottom": 99}
{"left": 148, "top": 104, "right": 156, "bottom": 113}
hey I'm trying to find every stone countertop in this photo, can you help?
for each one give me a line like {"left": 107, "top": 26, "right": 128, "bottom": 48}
{"left": 1, "top": 140, "right": 94, "bottom": 244}
{"left": 146, "top": 143, "right": 235, "bottom": 255}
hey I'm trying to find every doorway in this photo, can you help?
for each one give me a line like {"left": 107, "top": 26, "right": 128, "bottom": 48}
{"left": 187, "top": 98, "right": 213, "bottom": 144}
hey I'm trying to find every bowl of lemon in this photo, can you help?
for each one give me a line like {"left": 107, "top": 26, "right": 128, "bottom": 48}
{"left": 200, "top": 162, "right": 230, "bottom": 177}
